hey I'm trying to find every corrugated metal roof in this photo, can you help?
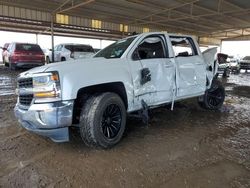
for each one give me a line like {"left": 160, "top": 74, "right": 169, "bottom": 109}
{"left": 0, "top": 0, "right": 250, "bottom": 41}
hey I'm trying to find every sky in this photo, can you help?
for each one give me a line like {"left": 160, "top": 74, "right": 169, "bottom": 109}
{"left": 221, "top": 41, "right": 250, "bottom": 59}
{"left": 1, "top": 31, "right": 250, "bottom": 59}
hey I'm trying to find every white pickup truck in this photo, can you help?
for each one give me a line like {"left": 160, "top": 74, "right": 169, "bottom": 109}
{"left": 14, "top": 32, "right": 225, "bottom": 148}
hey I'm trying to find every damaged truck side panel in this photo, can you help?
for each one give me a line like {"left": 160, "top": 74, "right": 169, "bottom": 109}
{"left": 14, "top": 32, "right": 224, "bottom": 148}
{"left": 126, "top": 33, "right": 213, "bottom": 111}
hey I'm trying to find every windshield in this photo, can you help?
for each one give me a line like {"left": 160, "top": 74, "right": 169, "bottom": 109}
{"left": 243, "top": 56, "right": 250, "bottom": 60}
{"left": 94, "top": 36, "right": 136, "bottom": 59}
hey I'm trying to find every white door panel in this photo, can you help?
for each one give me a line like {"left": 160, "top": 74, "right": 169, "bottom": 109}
{"left": 128, "top": 34, "right": 176, "bottom": 109}
{"left": 130, "top": 58, "right": 175, "bottom": 107}
{"left": 175, "top": 56, "right": 196, "bottom": 97}
{"left": 176, "top": 56, "right": 206, "bottom": 97}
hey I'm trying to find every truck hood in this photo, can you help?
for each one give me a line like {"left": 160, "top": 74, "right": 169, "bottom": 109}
{"left": 20, "top": 57, "right": 122, "bottom": 75}
{"left": 240, "top": 60, "right": 250, "bottom": 63}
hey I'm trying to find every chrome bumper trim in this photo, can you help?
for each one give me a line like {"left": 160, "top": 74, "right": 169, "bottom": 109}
{"left": 14, "top": 100, "right": 74, "bottom": 142}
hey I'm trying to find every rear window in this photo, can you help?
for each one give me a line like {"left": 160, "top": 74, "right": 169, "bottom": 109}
{"left": 170, "top": 36, "right": 198, "bottom": 57}
{"left": 16, "top": 44, "right": 42, "bottom": 52}
{"left": 65, "top": 45, "right": 94, "bottom": 53}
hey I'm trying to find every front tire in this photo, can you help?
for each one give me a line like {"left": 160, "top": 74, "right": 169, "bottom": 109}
{"left": 198, "top": 80, "right": 225, "bottom": 110}
{"left": 79, "top": 92, "right": 126, "bottom": 149}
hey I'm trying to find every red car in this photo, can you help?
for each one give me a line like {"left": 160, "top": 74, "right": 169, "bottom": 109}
{"left": 1, "top": 43, "right": 9, "bottom": 65}
{"left": 5, "top": 43, "right": 45, "bottom": 70}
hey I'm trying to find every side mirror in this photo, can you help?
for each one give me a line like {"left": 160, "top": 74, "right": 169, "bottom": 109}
{"left": 140, "top": 68, "right": 151, "bottom": 85}
{"left": 49, "top": 49, "right": 52, "bottom": 51}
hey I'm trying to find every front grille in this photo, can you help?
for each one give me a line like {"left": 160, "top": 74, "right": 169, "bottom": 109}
{"left": 240, "top": 63, "right": 250, "bottom": 66}
{"left": 18, "top": 78, "right": 33, "bottom": 88}
{"left": 18, "top": 77, "right": 33, "bottom": 106}
{"left": 19, "top": 94, "right": 33, "bottom": 106}
{"left": 218, "top": 68, "right": 225, "bottom": 71}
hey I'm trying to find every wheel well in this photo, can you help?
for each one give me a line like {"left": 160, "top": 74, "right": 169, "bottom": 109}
{"left": 61, "top": 57, "right": 66, "bottom": 61}
{"left": 72, "top": 82, "right": 128, "bottom": 124}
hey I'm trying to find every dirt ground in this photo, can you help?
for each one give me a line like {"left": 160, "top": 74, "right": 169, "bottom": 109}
{"left": 0, "top": 64, "right": 249, "bottom": 188}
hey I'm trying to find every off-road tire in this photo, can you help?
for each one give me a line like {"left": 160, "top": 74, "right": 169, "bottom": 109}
{"left": 233, "top": 68, "right": 240, "bottom": 74}
{"left": 222, "top": 68, "right": 230, "bottom": 78}
{"left": 79, "top": 92, "right": 126, "bottom": 149}
{"left": 198, "top": 80, "right": 225, "bottom": 110}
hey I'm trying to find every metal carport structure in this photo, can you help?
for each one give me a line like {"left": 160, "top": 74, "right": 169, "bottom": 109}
{"left": 1, "top": 0, "right": 250, "bottom": 58}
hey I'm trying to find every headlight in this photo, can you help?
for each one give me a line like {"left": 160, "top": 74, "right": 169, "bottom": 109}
{"left": 32, "top": 71, "right": 61, "bottom": 102}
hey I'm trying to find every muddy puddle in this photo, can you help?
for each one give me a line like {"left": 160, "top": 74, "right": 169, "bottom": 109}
{"left": 0, "top": 66, "right": 249, "bottom": 187}
{"left": 226, "top": 71, "right": 250, "bottom": 86}
{"left": 0, "top": 65, "right": 21, "bottom": 97}
{"left": 0, "top": 75, "right": 16, "bottom": 96}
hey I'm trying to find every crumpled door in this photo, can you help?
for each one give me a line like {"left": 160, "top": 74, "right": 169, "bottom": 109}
{"left": 129, "top": 35, "right": 176, "bottom": 108}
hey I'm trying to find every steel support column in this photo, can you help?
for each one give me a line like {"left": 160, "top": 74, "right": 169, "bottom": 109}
{"left": 36, "top": 33, "right": 38, "bottom": 44}
{"left": 51, "top": 14, "right": 55, "bottom": 62}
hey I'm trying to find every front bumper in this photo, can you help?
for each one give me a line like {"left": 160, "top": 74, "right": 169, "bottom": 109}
{"left": 15, "top": 61, "right": 45, "bottom": 68}
{"left": 240, "top": 64, "right": 250, "bottom": 70}
{"left": 14, "top": 100, "right": 74, "bottom": 142}
{"left": 217, "top": 68, "right": 226, "bottom": 74}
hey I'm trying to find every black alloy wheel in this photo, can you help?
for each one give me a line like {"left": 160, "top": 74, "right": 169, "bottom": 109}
{"left": 198, "top": 80, "right": 225, "bottom": 110}
{"left": 101, "top": 104, "right": 122, "bottom": 139}
{"left": 79, "top": 92, "right": 126, "bottom": 148}
{"left": 206, "top": 86, "right": 224, "bottom": 108}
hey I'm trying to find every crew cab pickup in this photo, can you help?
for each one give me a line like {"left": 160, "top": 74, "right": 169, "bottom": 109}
{"left": 14, "top": 32, "right": 225, "bottom": 148}
{"left": 240, "top": 56, "right": 250, "bottom": 71}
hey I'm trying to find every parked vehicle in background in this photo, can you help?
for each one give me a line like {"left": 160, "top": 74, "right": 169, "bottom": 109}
{"left": 15, "top": 32, "right": 225, "bottom": 149}
{"left": 1, "top": 43, "right": 9, "bottom": 64}
{"left": 228, "top": 56, "right": 240, "bottom": 74}
{"left": 216, "top": 53, "right": 230, "bottom": 78}
{"left": 5, "top": 43, "right": 45, "bottom": 70}
{"left": 47, "top": 43, "right": 95, "bottom": 62}
{"left": 94, "top": 48, "right": 101, "bottom": 53}
{"left": 239, "top": 56, "right": 250, "bottom": 71}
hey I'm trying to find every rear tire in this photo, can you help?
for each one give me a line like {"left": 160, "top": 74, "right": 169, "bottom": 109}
{"left": 222, "top": 68, "right": 230, "bottom": 77}
{"left": 198, "top": 80, "right": 225, "bottom": 110}
{"left": 9, "top": 62, "right": 16, "bottom": 70}
{"left": 46, "top": 56, "right": 50, "bottom": 64}
{"left": 61, "top": 57, "right": 66, "bottom": 61}
{"left": 79, "top": 92, "right": 126, "bottom": 149}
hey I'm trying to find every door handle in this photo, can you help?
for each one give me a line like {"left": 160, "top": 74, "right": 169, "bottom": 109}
{"left": 164, "top": 64, "right": 173, "bottom": 68}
